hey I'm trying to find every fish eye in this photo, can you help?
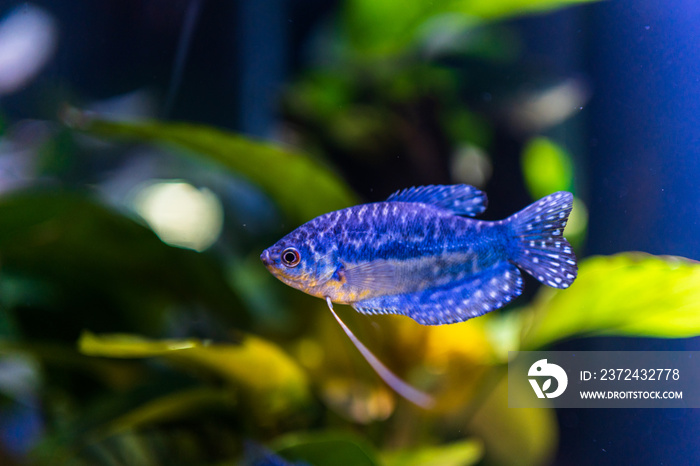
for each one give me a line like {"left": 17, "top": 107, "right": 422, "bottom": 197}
{"left": 281, "top": 247, "right": 301, "bottom": 267}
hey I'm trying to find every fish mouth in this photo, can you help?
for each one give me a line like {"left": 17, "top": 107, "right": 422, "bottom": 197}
{"left": 260, "top": 249, "right": 273, "bottom": 266}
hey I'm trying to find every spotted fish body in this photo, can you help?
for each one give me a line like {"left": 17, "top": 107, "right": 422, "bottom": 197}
{"left": 261, "top": 185, "right": 577, "bottom": 325}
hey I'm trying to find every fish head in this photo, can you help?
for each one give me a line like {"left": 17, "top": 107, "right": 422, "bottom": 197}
{"left": 261, "top": 225, "right": 337, "bottom": 298}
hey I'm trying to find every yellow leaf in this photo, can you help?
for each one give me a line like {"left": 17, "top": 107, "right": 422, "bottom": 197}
{"left": 521, "top": 253, "right": 700, "bottom": 349}
{"left": 78, "top": 331, "right": 310, "bottom": 416}
{"left": 381, "top": 439, "right": 483, "bottom": 466}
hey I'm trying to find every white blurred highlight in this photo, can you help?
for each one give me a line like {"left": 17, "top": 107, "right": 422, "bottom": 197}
{"left": 0, "top": 4, "right": 57, "bottom": 95}
{"left": 508, "top": 79, "right": 590, "bottom": 133}
{"left": 450, "top": 145, "right": 492, "bottom": 188}
{"left": 132, "top": 181, "right": 224, "bottom": 252}
{"left": 0, "top": 354, "right": 41, "bottom": 403}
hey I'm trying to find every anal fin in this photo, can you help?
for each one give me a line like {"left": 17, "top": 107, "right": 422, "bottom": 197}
{"left": 352, "top": 262, "right": 523, "bottom": 325}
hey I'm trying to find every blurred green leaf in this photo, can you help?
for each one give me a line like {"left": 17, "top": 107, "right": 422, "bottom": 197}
{"left": 103, "top": 387, "right": 237, "bottom": 436}
{"left": 79, "top": 332, "right": 311, "bottom": 417}
{"left": 344, "top": 0, "right": 600, "bottom": 57}
{"left": 288, "top": 72, "right": 356, "bottom": 121}
{"left": 68, "top": 113, "right": 356, "bottom": 222}
{"left": 271, "top": 431, "right": 380, "bottom": 466}
{"left": 79, "top": 333, "right": 203, "bottom": 357}
{"left": 381, "top": 439, "right": 483, "bottom": 466}
{"left": 521, "top": 137, "right": 573, "bottom": 200}
{"left": 521, "top": 137, "right": 588, "bottom": 247}
{"left": 0, "top": 191, "right": 245, "bottom": 329}
{"left": 344, "top": 0, "right": 424, "bottom": 57}
{"left": 563, "top": 196, "right": 588, "bottom": 248}
{"left": 444, "top": 109, "right": 492, "bottom": 149}
{"left": 451, "top": 0, "right": 600, "bottom": 19}
{"left": 521, "top": 253, "right": 700, "bottom": 349}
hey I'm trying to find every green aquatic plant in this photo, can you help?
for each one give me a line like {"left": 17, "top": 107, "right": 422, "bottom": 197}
{"left": 0, "top": 113, "right": 693, "bottom": 466}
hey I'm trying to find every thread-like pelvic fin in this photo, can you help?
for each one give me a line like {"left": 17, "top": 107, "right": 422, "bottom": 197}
{"left": 325, "top": 297, "right": 434, "bottom": 409}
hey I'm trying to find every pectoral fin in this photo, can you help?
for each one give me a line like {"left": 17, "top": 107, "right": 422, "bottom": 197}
{"left": 340, "top": 260, "right": 400, "bottom": 295}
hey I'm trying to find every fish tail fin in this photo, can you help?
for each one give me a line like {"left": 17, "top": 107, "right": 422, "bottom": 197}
{"left": 507, "top": 191, "right": 577, "bottom": 288}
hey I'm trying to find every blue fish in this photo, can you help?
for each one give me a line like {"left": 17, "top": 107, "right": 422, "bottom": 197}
{"left": 261, "top": 185, "right": 577, "bottom": 325}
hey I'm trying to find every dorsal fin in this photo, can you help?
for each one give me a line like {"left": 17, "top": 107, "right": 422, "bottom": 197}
{"left": 386, "top": 184, "right": 487, "bottom": 217}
